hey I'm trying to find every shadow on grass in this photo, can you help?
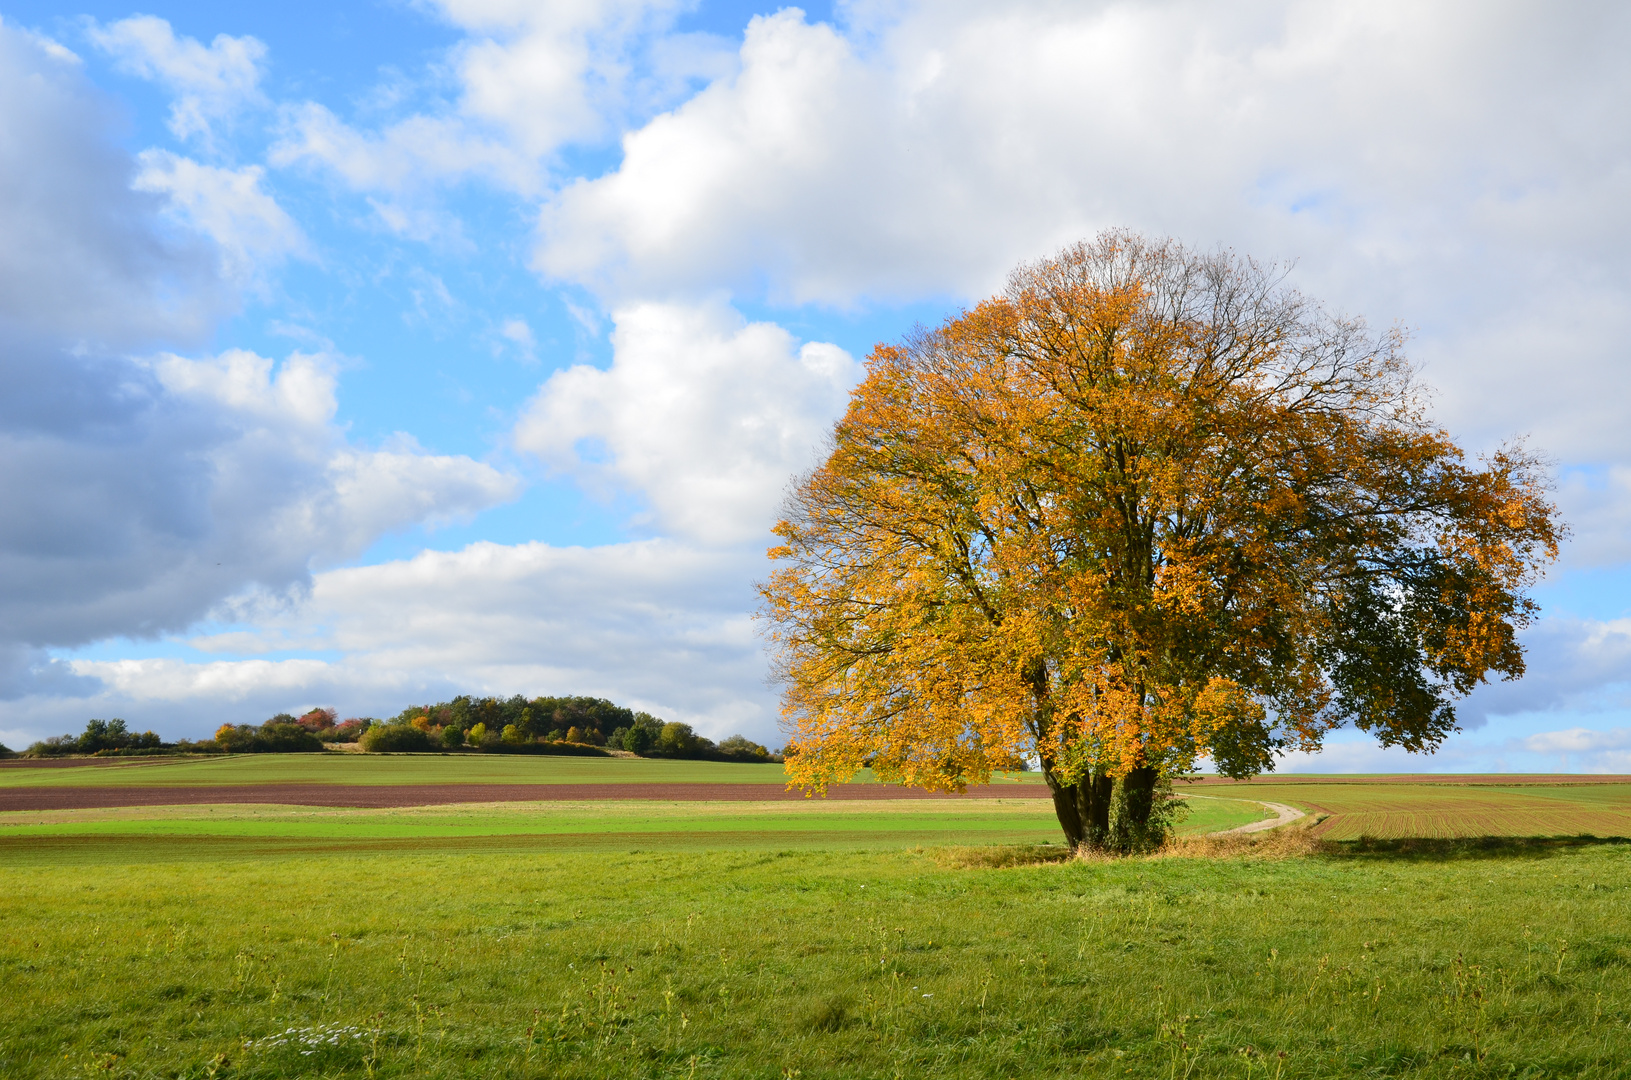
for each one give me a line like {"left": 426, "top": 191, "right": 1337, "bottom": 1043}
{"left": 933, "top": 843, "right": 1076, "bottom": 868}
{"left": 1330, "top": 834, "right": 1630, "bottom": 861}
{"left": 937, "top": 831, "right": 1631, "bottom": 869}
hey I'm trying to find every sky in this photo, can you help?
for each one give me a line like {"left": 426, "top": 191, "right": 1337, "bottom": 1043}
{"left": 1, "top": 0, "right": 1630, "bottom": 772}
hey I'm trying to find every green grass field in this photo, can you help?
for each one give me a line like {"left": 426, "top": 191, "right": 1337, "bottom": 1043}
{"left": 0, "top": 754, "right": 805, "bottom": 787}
{"left": 3, "top": 835, "right": 1629, "bottom": 1078}
{"left": 0, "top": 794, "right": 1262, "bottom": 849}
{"left": 2, "top": 760, "right": 1628, "bottom": 1078}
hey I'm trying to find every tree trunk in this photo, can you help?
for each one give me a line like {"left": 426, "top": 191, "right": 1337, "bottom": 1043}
{"left": 1106, "top": 766, "right": 1161, "bottom": 852}
{"left": 1042, "top": 767, "right": 1113, "bottom": 849}
{"left": 1120, "top": 766, "right": 1158, "bottom": 828}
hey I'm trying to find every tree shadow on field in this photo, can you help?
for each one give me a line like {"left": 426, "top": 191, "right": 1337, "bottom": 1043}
{"left": 1331, "top": 834, "right": 1630, "bottom": 862}
{"left": 932, "top": 833, "right": 1631, "bottom": 869}
{"left": 933, "top": 843, "right": 1076, "bottom": 869}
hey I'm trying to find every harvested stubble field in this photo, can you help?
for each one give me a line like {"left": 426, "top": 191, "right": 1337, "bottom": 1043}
{"left": 1189, "top": 775, "right": 1631, "bottom": 841}
{"left": 1, "top": 758, "right": 1629, "bottom": 1079}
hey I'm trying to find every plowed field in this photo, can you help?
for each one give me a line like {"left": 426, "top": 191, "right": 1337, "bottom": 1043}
{"left": 4, "top": 757, "right": 1628, "bottom": 840}
{"left": 1188, "top": 776, "right": 1631, "bottom": 839}
{"left": 0, "top": 780, "right": 1051, "bottom": 811}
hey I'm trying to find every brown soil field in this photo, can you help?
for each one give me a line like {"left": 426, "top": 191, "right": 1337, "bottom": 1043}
{"left": 1189, "top": 777, "right": 1631, "bottom": 839}
{"left": 0, "top": 782, "right": 1055, "bottom": 811}
{"left": 1186, "top": 773, "right": 1631, "bottom": 786}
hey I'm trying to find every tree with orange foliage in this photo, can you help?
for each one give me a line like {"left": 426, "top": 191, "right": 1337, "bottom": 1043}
{"left": 760, "top": 233, "right": 1561, "bottom": 851}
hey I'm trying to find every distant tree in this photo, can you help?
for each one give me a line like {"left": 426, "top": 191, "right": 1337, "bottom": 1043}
{"left": 256, "top": 723, "right": 324, "bottom": 753}
{"left": 22, "top": 718, "right": 163, "bottom": 756}
{"left": 295, "top": 708, "right": 338, "bottom": 732}
{"left": 25, "top": 735, "right": 79, "bottom": 757}
{"left": 466, "top": 722, "right": 489, "bottom": 747}
{"left": 320, "top": 718, "right": 372, "bottom": 744}
{"left": 656, "top": 722, "right": 709, "bottom": 758}
{"left": 359, "top": 723, "right": 434, "bottom": 753}
{"left": 441, "top": 725, "right": 466, "bottom": 748}
{"left": 216, "top": 721, "right": 323, "bottom": 753}
{"left": 80, "top": 719, "right": 125, "bottom": 752}
{"left": 716, "top": 735, "right": 777, "bottom": 762}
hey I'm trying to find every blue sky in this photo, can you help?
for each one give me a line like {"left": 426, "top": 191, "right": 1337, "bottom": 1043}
{"left": 1, "top": 1, "right": 1629, "bottom": 772}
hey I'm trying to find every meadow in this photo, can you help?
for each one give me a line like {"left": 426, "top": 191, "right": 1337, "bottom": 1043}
{"left": 0, "top": 755, "right": 801, "bottom": 788}
{"left": 1, "top": 760, "right": 1628, "bottom": 1079}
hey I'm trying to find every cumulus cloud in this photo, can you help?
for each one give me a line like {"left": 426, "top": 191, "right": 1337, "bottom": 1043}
{"left": 1519, "top": 727, "right": 1631, "bottom": 755}
{"left": 1554, "top": 467, "right": 1631, "bottom": 569}
{"left": 268, "top": 0, "right": 730, "bottom": 230}
{"left": 0, "top": 25, "right": 221, "bottom": 346}
{"left": 0, "top": 347, "right": 517, "bottom": 667}
{"left": 270, "top": 102, "right": 539, "bottom": 204}
{"left": 133, "top": 150, "right": 308, "bottom": 286}
{"left": 439, "top": 0, "right": 694, "bottom": 157}
{"left": 0, "top": 23, "right": 518, "bottom": 699}
{"left": 151, "top": 348, "right": 520, "bottom": 562}
{"left": 535, "top": 3, "right": 1631, "bottom": 469}
{"left": 52, "top": 538, "right": 774, "bottom": 741}
{"left": 1509, "top": 728, "right": 1631, "bottom": 773}
{"left": 514, "top": 300, "right": 859, "bottom": 544}
{"left": 1459, "top": 617, "right": 1631, "bottom": 724}
{"left": 86, "top": 15, "right": 266, "bottom": 143}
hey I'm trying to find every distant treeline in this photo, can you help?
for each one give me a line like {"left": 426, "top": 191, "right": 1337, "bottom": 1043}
{"left": 370, "top": 695, "right": 780, "bottom": 762}
{"left": 16, "top": 696, "right": 780, "bottom": 763}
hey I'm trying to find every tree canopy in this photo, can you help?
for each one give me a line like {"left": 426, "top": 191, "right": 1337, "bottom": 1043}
{"left": 761, "top": 232, "right": 1561, "bottom": 850}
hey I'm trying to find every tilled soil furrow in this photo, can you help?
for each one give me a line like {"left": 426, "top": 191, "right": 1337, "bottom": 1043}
{"left": 0, "top": 782, "right": 1054, "bottom": 811}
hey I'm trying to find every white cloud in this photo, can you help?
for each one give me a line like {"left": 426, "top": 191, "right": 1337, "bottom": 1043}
{"left": 1460, "top": 617, "right": 1631, "bottom": 724}
{"left": 514, "top": 299, "right": 859, "bottom": 544}
{"left": 442, "top": 0, "right": 683, "bottom": 156}
{"left": 83, "top": 656, "right": 332, "bottom": 703}
{"left": 271, "top": 102, "right": 539, "bottom": 202}
{"left": 87, "top": 15, "right": 266, "bottom": 142}
{"left": 0, "top": 24, "right": 519, "bottom": 700}
{"left": 267, "top": 0, "right": 732, "bottom": 232}
{"left": 0, "top": 23, "right": 221, "bottom": 346}
{"left": 53, "top": 538, "right": 775, "bottom": 741}
{"left": 1519, "top": 727, "right": 1631, "bottom": 755}
{"left": 133, "top": 150, "right": 308, "bottom": 286}
{"left": 1510, "top": 728, "right": 1631, "bottom": 773}
{"left": 1272, "top": 738, "right": 1466, "bottom": 775}
{"left": 1555, "top": 467, "right": 1631, "bottom": 569}
{"left": 533, "top": 2, "right": 1631, "bottom": 471}
{"left": 149, "top": 347, "right": 521, "bottom": 567}
{"left": 0, "top": 344, "right": 517, "bottom": 695}
{"left": 497, "top": 317, "right": 537, "bottom": 362}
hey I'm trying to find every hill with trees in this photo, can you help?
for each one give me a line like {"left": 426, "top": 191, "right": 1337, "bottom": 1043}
{"left": 22, "top": 697, "right": 779, "bottom": 762}
{"left": 379, "top": 695, "right": 780, "bottom": 761}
